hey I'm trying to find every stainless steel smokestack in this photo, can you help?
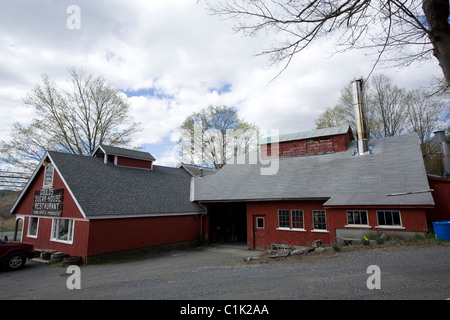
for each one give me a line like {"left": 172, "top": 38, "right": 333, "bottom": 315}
{"left": 434, "top": 130, "right": 450, "bottom": 178}
{"left": 352, "top": 79, "right": 369, "bottom": 155}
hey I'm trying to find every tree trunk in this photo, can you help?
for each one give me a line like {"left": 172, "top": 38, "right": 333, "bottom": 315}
{"left": 423, "top": 0, "right": 450, "bottom": 85}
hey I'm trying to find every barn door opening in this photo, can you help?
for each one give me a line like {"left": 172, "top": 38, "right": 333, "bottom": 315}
{"left": 209, "top": 202, "right": 247, "bottom": 244}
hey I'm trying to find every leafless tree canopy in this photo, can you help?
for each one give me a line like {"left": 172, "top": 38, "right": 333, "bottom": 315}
{"left": 207, "top": 0, "right": 450, "bottom": 83}
{"left": 0, "top": 68, "right": 140, "bottom": 172}
{"left": 178, "top": 106, "right": 259, "bottom": 169}
{"left": 315, "top": 74, "right": 447, "bottom": 140}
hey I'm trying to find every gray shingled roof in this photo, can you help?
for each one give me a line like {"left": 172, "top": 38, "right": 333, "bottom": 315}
{"left": 178, "top": 163, "right": 218, "bottom": 177}
{"left": 48, "top": 151, "right": 203, "bottom": 218}
{"left": 97, "top": 144, "right": 156, "bottom": 161}
{"left": 193, "top": 134, "right": 434, "bottom": 207}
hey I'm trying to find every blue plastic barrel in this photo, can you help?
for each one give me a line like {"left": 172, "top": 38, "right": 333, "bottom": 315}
{"left": 433, "top": 221, "right": 450, "bottom": 241}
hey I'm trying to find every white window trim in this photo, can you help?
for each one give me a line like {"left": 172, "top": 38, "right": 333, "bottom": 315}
{"left": 276, "top": 209, "right": 306, "bottom": 231}
{"left": 50, "top": 218, "right": 75, "bottom": 244}
{"left": 277, "top": 209, "right": 290, "bottom": 229}
{"left": 345, "top": 210, "right": 370, "bottom": 228}
{"left": 375, "top": 225, "right": 405, "bottom": 230}
{"left": 376, "top": 210, "right": 403, "bottom": 228}
{"left": 291, "top": 209, "right": 304, "bottom": 230}
{"left": 26, "top": 216, "right": 39, "bottom": 238}
{"left": 345, "top": 224, "right": 372, "bottom": 228}
{"left": 276, "top": 227, "right": 307, "bottom": 232}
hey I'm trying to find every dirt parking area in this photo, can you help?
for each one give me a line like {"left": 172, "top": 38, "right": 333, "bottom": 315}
{"left": 1, "top": 242, "right": 449, "bottom": 300}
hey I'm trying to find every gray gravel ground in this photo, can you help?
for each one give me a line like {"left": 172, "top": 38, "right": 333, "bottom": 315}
{"left": 1, "top": 243, "right": 449, "bottom": 301}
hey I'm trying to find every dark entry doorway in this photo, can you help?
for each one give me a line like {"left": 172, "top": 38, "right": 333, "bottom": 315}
{"left": 208, "top": 202, "right": 247, "bottom": 244}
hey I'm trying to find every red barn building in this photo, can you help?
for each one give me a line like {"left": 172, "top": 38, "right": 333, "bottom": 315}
{"left": 193, "top": 128, "right": 436, "bottom": 250}
{"left": 10, "top": 127, "right": 446, "bottom": 261}
{"left": 11, "top": 145, "right": 205, "bottom": 263}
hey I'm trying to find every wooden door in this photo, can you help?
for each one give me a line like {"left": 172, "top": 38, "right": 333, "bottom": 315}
{"left": 253, "top": 215, "right": 266, "bottom": 250}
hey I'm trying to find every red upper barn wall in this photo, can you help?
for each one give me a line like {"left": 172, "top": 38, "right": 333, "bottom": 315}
{"left": 260, "top": 126, "right": 353, "bottom": 159}
{"left": 92, "top": 144, "right": 155, "bottom": 170}
{"left": 427, "top": 175, "right": 450, "bottom": 222}
{"left": 116, "top": 156, "right": 152, "bottom": 169}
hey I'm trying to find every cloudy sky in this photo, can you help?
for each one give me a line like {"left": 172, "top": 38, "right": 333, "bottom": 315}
{"left": 0, "top": 0, "right": 444, "bottom": 167}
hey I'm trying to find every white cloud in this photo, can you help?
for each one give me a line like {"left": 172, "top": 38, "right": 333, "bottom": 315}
{"left": 0, "top": 0, "right": 445, "bottom": 168}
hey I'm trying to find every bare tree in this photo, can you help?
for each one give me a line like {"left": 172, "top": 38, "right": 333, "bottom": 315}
{"left": 0, "top": 68, "right": 140, "bottom": 172}
{"left": 315, "top": 74, "right": 447, "bottom": 138}
{"left": 406, "top": 89, "right": 446, "bottom": 143}
{"left": 178, "top": 105, "right": 259, "bottom": 169}
{"left": 370, "top": 74, "right": 408, "bottom": 137}
{"left": 207, "top": 0, "right": 450, "bottom": 84}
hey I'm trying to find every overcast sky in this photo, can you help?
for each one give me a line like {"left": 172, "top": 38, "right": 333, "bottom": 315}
{"left": 0, "top": 0, "right": 444, "bottom": 167}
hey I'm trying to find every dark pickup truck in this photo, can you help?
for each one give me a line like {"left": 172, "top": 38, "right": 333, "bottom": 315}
{"left": 0, "top": 239, "right": 35, "bottom": 271}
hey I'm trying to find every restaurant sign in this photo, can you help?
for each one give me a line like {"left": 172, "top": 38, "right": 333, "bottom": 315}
{"left": 33, "top": 189, "right": 64, "bottom": 217}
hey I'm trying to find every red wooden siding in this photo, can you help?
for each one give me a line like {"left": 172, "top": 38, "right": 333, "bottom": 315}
{"left": 260, "top": 131, "right": 353, "bottom": 159}
{"left": 21, "top": 216, "right": 89, "bottom": 258}
{"left": 116, "top": 156, "right": 152, "bottom": 169}
{"left": 87, "top": 215, "right": 202, "bottom": 257}
{"left": 427, "top": 176, "right": 450, "bottom": 222}
{"left": 246, "top": 200, "right": 429, "bottom": 250}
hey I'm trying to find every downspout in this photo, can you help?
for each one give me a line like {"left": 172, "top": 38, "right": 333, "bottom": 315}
{"left": 191, "top": 176, "right": 208, "bottom": 244}
{"left": 198, "top": 202, "right": 208, "bottom": 245}
{"left": 434, "top": 130, "right": 450, "bottom": 178}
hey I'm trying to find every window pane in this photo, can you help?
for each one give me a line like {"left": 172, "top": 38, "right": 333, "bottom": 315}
{"left": 28, "top": 217, "right": 38, "bottom": 236}
{"left": 44, "top": 164, "right": 54, "bottom": 187}
{"left": 392, "top": 211, "right": 401, "bottom": 226}
{"left": 347, "top": 211, "right": 354, "bottom": 224}
{"left": 377, "top": 211, "right": 385, "bottom": 225}
{"left": 385, "top": 211, "right": 393, "bottom": 225}
{"left": 347, "top": 210, "right": 368, "bottom": 225}
{"left": 257, "top": 217, "right": 264, "bottom": 228}
{"left": 353, "top": 211, "right": 361, "bottom": 224}
{"left": 52, "top": 219, "right": 58, "bottom": 239}
{"left": 292, "top": 210, "right": 304, "bottom": 229}
{"left": 278, "top": 210, "right": 289, "bottom": 228}
{"left": 58, "top": 219, "right": 70, "bottom": 240}
{"left": 361, "top": 211, "right": 368, "bottom": 225}
{"left": 52, "top": 218, "right": 73, "bottom": 242}
{"left": 313, "top": 210, "right": 326, "bottom": 230}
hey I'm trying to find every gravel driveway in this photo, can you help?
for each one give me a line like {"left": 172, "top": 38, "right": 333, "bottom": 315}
{"left": 1, "top": 243, "right": 449, "bottom": 301}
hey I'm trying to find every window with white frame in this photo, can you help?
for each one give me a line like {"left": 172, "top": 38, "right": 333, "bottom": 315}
{"left": 43, "top": 163, "right": 54, "bottom": 188}
{"left": 377, "top": 210, "right": 402, "bottom": 227}
{"left": 256, "top": 217, "right": 264, "bottom": 229}
{"left": 277, "top": 209, "right": 290, "bottom": 228}
{"left": 51, "top": 218, "right": 74, "bottom": 243}
{"left": 27, "top": 217, "right": 39, "bottom": 238}
{"left": 291, "top": 210, "right": 304, "bottom": 229}
{"left": 312, "top": 210, "right": 327, "bottom": 230}
{"left": 347, "top": 210, "right": 368, "bottom": 225}
{"left": 277, "top": 209, "right": 305, "bottom": 230}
